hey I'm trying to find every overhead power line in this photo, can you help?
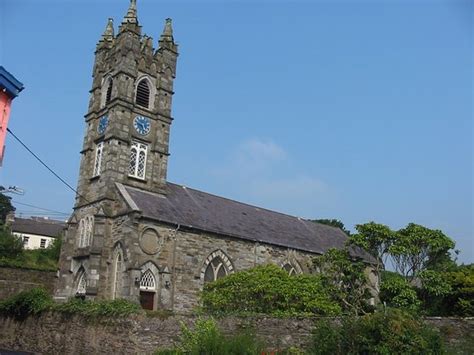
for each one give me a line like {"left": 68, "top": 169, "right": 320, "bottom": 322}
{"left": 7, "top": 128, "right": 80, "bottom": 197}
{"left": 13, "top": 200, "right": 70, "bottom": 215}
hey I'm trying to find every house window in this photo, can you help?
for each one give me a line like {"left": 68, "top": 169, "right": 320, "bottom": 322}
{"left": 23, "top": 236, "right": 29, "bottom": 246}
{"left": 128, "top": 141, "right": 147, "bottom": 179}
{"left": 40, "top": 239, "right": 46, "bottom": 249}
{"left": 93, "top": 142, "right": 104, "bottom": 177}
{"left": 135, "top": 78, "right": 150, "bottom": 108}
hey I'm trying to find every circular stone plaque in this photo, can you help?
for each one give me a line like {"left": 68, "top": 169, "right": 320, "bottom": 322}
{"left": 139, "top": 229, "right": 163, "bottom": 255}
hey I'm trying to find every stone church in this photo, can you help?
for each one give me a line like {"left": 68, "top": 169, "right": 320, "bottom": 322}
{"left": 55, "top": 0, "right": 375, "bottom": 313}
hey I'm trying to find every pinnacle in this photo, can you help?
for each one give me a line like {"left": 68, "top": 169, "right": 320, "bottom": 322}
{"left": 102, "top": 18, "right": 114, "bottom": 39}
{"left": 160, "top": 18, "right": 173, "bottom": 41}
{"left": 123, "top": 0, "right": 138, "bottom": 24}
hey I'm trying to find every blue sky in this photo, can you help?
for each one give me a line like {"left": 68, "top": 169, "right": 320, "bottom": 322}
{"left": 0, "top": 0, "right": 472, "bottom": 263}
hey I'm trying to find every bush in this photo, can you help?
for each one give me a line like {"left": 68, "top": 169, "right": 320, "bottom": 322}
{"left": 201, "top": 264, "right": 341, "bottom": 316}
{"left": 308, "top": 309, "right": 445, "bottom": 355}
{"left": 156, "top": 318, "right": 265, "bottom": 355}
{"left": 0, "top": 287, "right": 53, "bottom": 320}
{"left": 56, "top": 298, "right": 142, "bottom": 318}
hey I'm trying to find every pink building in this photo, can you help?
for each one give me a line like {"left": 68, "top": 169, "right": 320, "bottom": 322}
{"left": 0, "top": 66, "right": 24, "bottom": 165}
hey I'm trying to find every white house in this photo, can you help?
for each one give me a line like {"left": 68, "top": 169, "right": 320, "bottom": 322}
{"left": 11, "top": 217, "right": 66, "bottom": 250}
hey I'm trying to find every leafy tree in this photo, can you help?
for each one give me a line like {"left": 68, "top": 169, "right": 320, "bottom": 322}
{"left": 313, "top": 248, "right": 372, "bottom": 315}
{"left": 0, "top": 224, "right": 23, "bottom": 258}
{"left": 0, "top": 193, "right": 15, "bottom": 224}
{"left": 312, "top": 219, "right": 351, "bottom": 236}
{"left": 350, "top": 222, "right": 394, "bottom": 276}
{"left": 379, "top": 271, "right": 420, "bottom": 312}
{"left": 390, "top": 223, "right": 455, "bottom": 280}
{"left": 440, "top": 264, "right": 474, "bottom": 316}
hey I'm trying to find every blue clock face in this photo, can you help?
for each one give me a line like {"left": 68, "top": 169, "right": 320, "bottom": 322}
{"left": 133, "top": 116, "right": 151, "bottom": 135}
{"left": 97, "top": 115, "right": 109, "bottom": 134}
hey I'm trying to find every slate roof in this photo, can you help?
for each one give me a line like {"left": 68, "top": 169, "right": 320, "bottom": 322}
{"left": 11, "top": 217, "right": 66, "bottom": 238}
{"left": 119, "top": 182, "right": 375, "bottom": 263}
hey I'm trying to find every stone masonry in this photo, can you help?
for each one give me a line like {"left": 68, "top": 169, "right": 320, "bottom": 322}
{"left": 54, "top": 0, "right": 377, "bottom": 313}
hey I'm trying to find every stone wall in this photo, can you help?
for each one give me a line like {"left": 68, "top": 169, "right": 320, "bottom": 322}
{"left": 0, "top": 266, "right": 56, "bottom": 300}
{"left": 0, "top": 314, "right": 472, "bottom": 355}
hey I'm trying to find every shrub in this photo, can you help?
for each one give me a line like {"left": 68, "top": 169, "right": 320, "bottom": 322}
{"left": 309, "top": 309, "right": 445, "bottom": 355}
{"left": 56, "top": 298, "right": 142, "bottom": 318}
{"left": 156, "top": 318, "right": 265, "bottom": 354}
{"left": 0, "top": 287, "right": 53, "bottom": 320}
{"left": 201, "top": 264, "right": 341, "bottom": 316}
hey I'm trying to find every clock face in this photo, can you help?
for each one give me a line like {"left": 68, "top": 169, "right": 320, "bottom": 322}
{"left": 133, "top": 116, "right": 151, "bottom": 135}
{"left": 97, "top": 115, "right": 109, "bottom": 135}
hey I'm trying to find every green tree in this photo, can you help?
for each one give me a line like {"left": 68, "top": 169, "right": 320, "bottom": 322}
{"left": 350, "top": 221, "right": 394, "bottom": 276}
{"left": 313, "top": 248, "right": 371, "bottom": 315}
{"left": 312, "top": 219, "right": 351, "bottom": 236}
{"left": 0, "top": 193, "right": 15, "bottom": 224}
{"left": 390, "top": 223, "right": 455, "bottom": 280}
{"left": 0, "top": 224, "right": 23, "bottom": 258}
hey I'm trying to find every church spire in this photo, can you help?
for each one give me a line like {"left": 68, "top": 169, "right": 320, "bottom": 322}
{"left": 122, "top": 0, "right": 138, "bottom": 25}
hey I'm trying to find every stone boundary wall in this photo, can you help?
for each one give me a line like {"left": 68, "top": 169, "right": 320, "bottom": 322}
{"left": 0, "top": 266, "right": 57, "bottom": 300}
{"left": 0, "top": 314, "right": 472, "bottom": 354}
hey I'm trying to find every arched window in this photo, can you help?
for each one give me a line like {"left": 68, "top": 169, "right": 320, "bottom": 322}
{"left": 78, "top": 216, "right": 94, "bottom": 247}
{"left": 129, "top": 141, "right": 148, "bottom": 179}
{"left": 112, "top": 247, "right": 123, "bottom": 299}
{"left": 204, "top": 257, "right": 227, "bottom": 282}
{"left": 93, "top": 142, "right": 104, "bottom": 177}
{"left": 140, "top": 269, "right": 156, "bottom": 291}
{"left": 78, "top": 219, "right": 85, "bottom": 247}
{"left": 135, "top": 78, "right": 150, "bottom": 108}
{"left": 201, "top": 250, "right": 234, "bottom": 283}
{"left": 86, "top": 216, "right": 94, "bottom": 246}
{"left": 282, "top": 263, "right": 296, "bottom": 276}
{"left": 76, "top": 270, "right": 87, "bottom": 295}
{"left": 280, "top": 260, "right": 302, "bottom": 276}
{"left": 105, "top": 78, "right": 113, "bottom": 104}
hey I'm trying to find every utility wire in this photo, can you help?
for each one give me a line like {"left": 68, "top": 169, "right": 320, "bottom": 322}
{"left": 7, "top": 128, "right": 82, "bottom": 198}
{"left": 13, "top": 201, "right": 70, "bottom": 215}
{"left": 7, "top": 128, "right": 143, "bottom": 235}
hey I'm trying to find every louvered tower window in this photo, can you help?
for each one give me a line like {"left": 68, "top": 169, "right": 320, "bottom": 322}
{"left": 136, "top": 79, "right": 150, "bottom": 108}
{"left": 106, "top": 78, "right": 113, "bottom": 104}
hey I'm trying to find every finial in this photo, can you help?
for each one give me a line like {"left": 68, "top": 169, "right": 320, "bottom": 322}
{"left": 160, "top": 18, "right": 173, "bottom": 40}
{"left": 102, "top": 18, "right": 114, "bottom": 39}
{"left": 123, "top": 0, "right": 138, "bottom": 24}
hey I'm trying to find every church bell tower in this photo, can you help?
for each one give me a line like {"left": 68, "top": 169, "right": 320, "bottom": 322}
{"left": 76, "top": 0, "right": 178, "bottom": 207}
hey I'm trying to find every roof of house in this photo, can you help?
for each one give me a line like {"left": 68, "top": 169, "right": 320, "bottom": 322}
{"left": 118, "top": 182, "right": 375, "bottom": 263}
{"left": 11, "top": 217, "right": 66, "bottom": 238}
